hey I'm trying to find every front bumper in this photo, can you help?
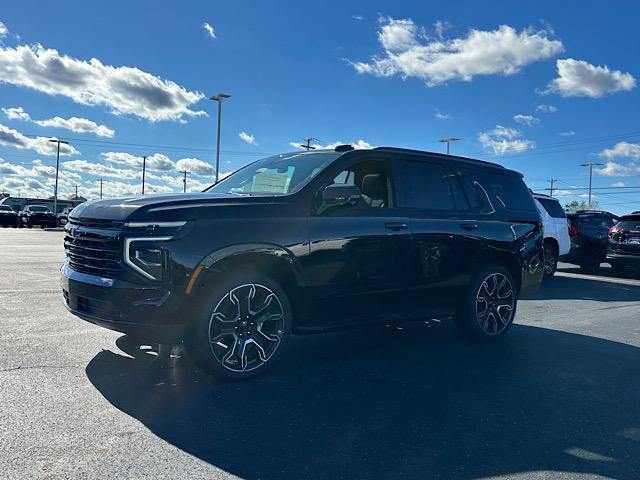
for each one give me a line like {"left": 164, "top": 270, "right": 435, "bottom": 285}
{"left": 61, "top": 262, "right": 187, "bottom": 343}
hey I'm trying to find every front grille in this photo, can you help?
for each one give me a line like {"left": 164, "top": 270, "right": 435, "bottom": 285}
{"left": 64, "top": 225, "right": 123, "bottom": 278}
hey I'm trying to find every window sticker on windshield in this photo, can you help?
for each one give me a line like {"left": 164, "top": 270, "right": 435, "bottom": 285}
{"left": 251, "top": 171, "right": 290, "bottom": 193}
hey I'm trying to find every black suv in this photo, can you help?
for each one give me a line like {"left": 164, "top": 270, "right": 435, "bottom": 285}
{"left": 562, "top": 210, "right": 619, "bottom": 273}
{"left": 0, "top": 204, "right": 18, "bottom": 227}
{"left": 19, "top": 204, "right": 58, "bottom": 228}
{"left": 607, "top": 213, "right": 640, "bottom": 276}
{"left": 62, "top": 147, "right": 544, "bottom": 379}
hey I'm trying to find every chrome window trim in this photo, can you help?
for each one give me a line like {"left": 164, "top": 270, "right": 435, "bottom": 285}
{"left": 124, "top": 221, "right": 186, "bottom": 228}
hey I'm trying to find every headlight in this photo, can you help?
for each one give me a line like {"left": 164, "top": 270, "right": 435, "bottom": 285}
{"left": 124, "top": 237, "right": 172, "bottom": 280}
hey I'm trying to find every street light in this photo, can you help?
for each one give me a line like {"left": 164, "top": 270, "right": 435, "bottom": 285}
{"left": 437, "top": 137, "right": 460, "bottom": 155}
{"left": 49, "top": 138, "right": 70, "bottom": 214}
{"left": 580, "top": 162, "right": 605, "bottom": 208}
{"left": 210, "top": 93, "right": 231, "bottom": 183}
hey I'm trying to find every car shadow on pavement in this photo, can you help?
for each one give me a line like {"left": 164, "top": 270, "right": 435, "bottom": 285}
{"left": 86, "top": 320, "right": 640, "bottom": 480}
{"left": 530, "top": 274, "right": 640, "bottom": 302}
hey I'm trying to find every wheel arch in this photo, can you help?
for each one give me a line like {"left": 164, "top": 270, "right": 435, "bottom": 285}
{"left": 477, "top": 249, "right": 523, "bottom": 294}
{"left": 189, "top": 243, "right": 303, "bottom": 324}
{"left": 544, "top": 236, "right": 559, "bottom": 254}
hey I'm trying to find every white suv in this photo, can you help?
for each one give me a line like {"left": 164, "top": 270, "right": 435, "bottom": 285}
{"left": 533, "top": 193, "right": 570, "bottom": 277}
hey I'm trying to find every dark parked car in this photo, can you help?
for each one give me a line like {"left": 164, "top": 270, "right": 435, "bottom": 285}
{"left": 62, "top": 146, "right": 544, "bottom": 379}
{"left": 19, "top": 205, "right": 58, "bottom": 228}
{"left": 0, "top": 204, "right": 18, "bottom": 227}
{"left": 607, "top": 213, "right": 640, "bottom": 276}
{"left": 561, "top": 210, "right": 619, "bottom": 273}
{"left": 58, "top": 207, "right": 74, "bottom": 226}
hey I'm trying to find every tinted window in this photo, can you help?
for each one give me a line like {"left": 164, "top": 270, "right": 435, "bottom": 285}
{"left": 537, "top": 198, "right": 566, "bottom": 218}
{"left": 395, "top": 160, "right": 454, "bottom": 210}
{"left": 574, "top": 214, "right": 617, "bottom": 228}
{"left": 28, "top": 206, "right": 50, "bottom": 213}
{"left": 616, "top": 217, "right": 640, "bottom": 230}
{"left": 0, "top": 205, "right": 13, "bottom": 211}
{"left": 474, "top": 172, "right": 537, "bottom": 212}
{"left": 456, "top": 171, "right": 494, "bottom": 214}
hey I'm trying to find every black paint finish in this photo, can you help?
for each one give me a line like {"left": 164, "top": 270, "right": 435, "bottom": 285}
{"left": 61, "top": 147, "right": 544, "bottom": 342}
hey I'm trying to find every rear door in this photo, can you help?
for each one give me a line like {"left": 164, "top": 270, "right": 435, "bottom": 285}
{"left": 393, "top": 158, "right": 483, "bottom": 316}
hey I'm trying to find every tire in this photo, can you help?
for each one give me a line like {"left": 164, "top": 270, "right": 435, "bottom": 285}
{"left": 185, "top": 271, "right": 292, "bottom": 380}
{"left": 610, "top": 263, "right": 629, "bottom": 278}
{"left": 543, "top": 242, "right": 558, "bottom": 278}
{"left": 456, "top": 265, "right": 518, "bottom": 340}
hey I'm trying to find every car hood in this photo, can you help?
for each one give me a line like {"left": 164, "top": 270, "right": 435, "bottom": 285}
{"left": 69, "top": 192, "right": 281, "bottom": 222}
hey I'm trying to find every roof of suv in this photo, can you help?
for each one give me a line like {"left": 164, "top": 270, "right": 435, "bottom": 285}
{"left": 371, "top": 147, "right": 505, "bottom": 170}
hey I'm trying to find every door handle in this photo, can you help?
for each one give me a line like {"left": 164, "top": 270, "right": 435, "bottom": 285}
{"left": 460, "top": 223, "right": 479, "bottom": 231}
{"left": 385, "top": 222, "right": 408, "bottom": 231}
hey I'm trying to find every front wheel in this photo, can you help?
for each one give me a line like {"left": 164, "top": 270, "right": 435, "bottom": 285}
{"left": 185, "top": 272, "right": 292, "bottom": 380}
{"left": 456, "top": 266, "right": 518, "bottom": 339}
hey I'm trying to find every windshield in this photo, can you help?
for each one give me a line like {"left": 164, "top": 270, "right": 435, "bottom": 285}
{"left": 206, "top": 151, "right": 340, "bottom": 196}
{"left": 28, "top": 206, "right": 50, "bottom": 213}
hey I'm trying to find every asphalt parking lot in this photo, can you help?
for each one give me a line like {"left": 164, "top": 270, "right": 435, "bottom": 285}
{"left": 1, "top": 229, "right": 639, "bottom": 480}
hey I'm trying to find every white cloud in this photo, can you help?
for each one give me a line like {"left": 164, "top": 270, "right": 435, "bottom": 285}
{"left": 612, "top": 181, "right": 626, "bottom": 187}
{"left": 3, "top": 107, "right": 115, "bottom": 137}
{"left": 544, "top": 58, "right": 636, "bottom": 98}
{"left": 594, "top": 162, "right": 638, "bottom": 177}
{"left": 559, "top": 131, "right": 575, "bottom": 136}
{"left": 0, "top": 44, "right": 206, "bottom": 122}
{"left": 0, "top": 22, "right": 7, "bottom": 38}
{"left": 535, "top": 104, "right": 557, "bottom": 113}
{"left": 0, "top": 123, "right": 78, "bottom": 156}
{"left": 2, "top": 106, "right": 30, "bottom": 121}
{"left": 513, "top": 114, "right": 539, "bottom": 126}
{"left": 598, "top": 141, "right": 640, "bottom": 160}
{"left": 203, "top": 22, "right": 216, "bottom": 39}
{"left": 478, "top": 125, "right": 535, "bottom": 155}
{"left": 289, "top": 139, "right": 373, "bottom": 150}
{"left": 352, "top": 15, "right": 364, "bottom": 21}
{"left": 101, "top": 152, "right": 175, "bottom": 171}
{"left": 350, "top": 18, "right": 563, "bottom": 86}
{"left": 239, "top": 131, "right": 257, "bottom": 145}
{"left": 433, "top": 20, "right": 452, "bottom": 40}
{"left": 62, "top": 160, "right": 139, "bottom": 179}
{"left": 175, "top": 158, "right": 214, "bottom": 176}
{"left": 434, "top": 109, "right": 450, "bottom": 120}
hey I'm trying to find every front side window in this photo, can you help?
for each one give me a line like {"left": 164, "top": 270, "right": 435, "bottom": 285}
{"left": 206, "top": 151, "right": 340, "bottom": 196}
{"left": 328, "top": 159, "right": 390, "bottom": 209}
{"left": 395, "top": 160, "right": 454, "bottom": 211}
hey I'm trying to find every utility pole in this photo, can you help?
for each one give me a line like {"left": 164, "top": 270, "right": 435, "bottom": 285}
{"left": 141, "top": 156, "right": 147, "bottom": 195}
{"left": 180, "top": 170, "right": 190, "bottom": 193}
{"left": 210, "top": 93, "right": 231, "bottom": 183}
{"left": 547, "top": 178, "right": 558, "bottom": 198}
{"left": 299, "top": 137, "right": 317, "bottom": 150}
{"left": 437, "top": 137, "right": 460, "bottom": 155}
{"left": 579, "top": 162, "right": 604, "bottom": 208}
{"left": 99, "top": 178, "right": 103, "bottom": 199}
{"left": 48, "top": 138, "right": 70, "bottom": 214}
{"left": 74, "top": 185, "right": 78, "bottom": 198}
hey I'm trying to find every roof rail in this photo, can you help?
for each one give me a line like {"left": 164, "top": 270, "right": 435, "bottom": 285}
{"left": 372, "top": 147, "right": 504, "bottom": 168}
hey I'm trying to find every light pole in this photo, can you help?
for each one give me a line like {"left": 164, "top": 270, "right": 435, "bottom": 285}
{"left": 141, "top": 156, "right": 147, "bottom": 194}
{"left": 210, "top": 93, "right": 231, "bottom": 183}
{"left": 49, "top": 138, "right": 70, "bottom": 214}
{"left": 437, "top": 137, "right": 460, "bottom": 155}
{"left": 579, "top": 162, "right": 604, "bottom": 208}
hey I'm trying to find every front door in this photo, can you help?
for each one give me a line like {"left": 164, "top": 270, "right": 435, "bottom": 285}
{"left": 302, "top": 158, "right": 412, "bottom": 329}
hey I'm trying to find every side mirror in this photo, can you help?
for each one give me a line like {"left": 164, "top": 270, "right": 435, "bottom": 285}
{"left": 318, "top": 184, "right": 362, "bottom": 213}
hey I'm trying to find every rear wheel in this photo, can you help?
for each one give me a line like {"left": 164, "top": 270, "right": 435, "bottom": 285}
{"left": 456, "top": 265, "right": 518, "bottom": 339}
{"left": 185, "top": 271, "right": 292, "bottom": 380}
{"left": 543, "top": 242, "right": 558, "bottom": 278}
{"left": 610, "top": 262, "right": 629, "bottom": 278}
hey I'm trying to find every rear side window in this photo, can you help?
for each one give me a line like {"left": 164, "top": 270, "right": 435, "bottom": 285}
{"left": 474, "top": 172, "right": 537, "bottom": 212}
{"left": 537, "top": 198, "right": 566, "bottom": 218}
{"left": 455, "top": 171, "right": 494, "bottom": 214}
{"left": 395, "top": 160, "right": 454, "bottom": 211}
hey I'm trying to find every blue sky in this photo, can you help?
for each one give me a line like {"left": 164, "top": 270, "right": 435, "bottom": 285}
{"left": 1, "top": 0, "right": 639, "bottom": 213}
